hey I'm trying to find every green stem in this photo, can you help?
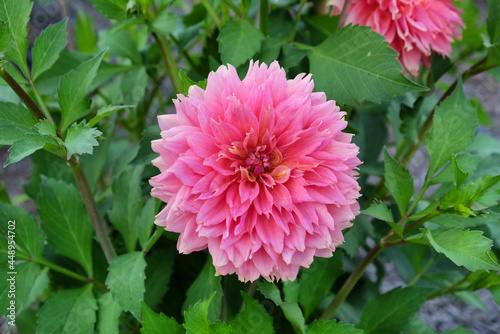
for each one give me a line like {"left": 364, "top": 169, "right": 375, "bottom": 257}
{"left": 201, "top": 0, "right": 222, "bottom": 29}
{"left": 338, "top": 0, "right": 351, "bottom": 27}
{"left": 152, "top": 33, "right": 183, "bottom": 94}
{"left": 319, "top": 242, "right": 383, "bottom": 320}
{"left": 69, "top": 159, "right": 117, "bottom": 263}
{"left": 408, "top": 256, "right": 436, "bottom": 286}
{"left": 289, "top": 0, "right": 307, "bottom": 42}
{"left": 29, "top": 80, "right": 55, "bottom": 124}
{"left": 14, "top": 253, "right": 107, "bottom": 290}
{"left": 260, "top": 0, "right": 269, "bottom": 36}
{"left": 0, "top": 65, "right": 46, "bottom": 120}
{"left": 142, "top": 226, "right": 164, "bottom": 255}
{"left": 427, "top": 272, "right": 471, "bottom": 299}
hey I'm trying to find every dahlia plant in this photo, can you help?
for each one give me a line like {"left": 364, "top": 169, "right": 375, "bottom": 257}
{"left": 0, "top": 0, "right": 500, "bottom": 333}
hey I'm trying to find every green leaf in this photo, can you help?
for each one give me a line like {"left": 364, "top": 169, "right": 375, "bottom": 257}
{"left": 106, "top": 251, "right": 147, "bottom": 320}
{"left": 299, "top": 252, "right": 343, "bottom": 318}
{"left": 230, "top": 291, "right": 274, "bottom": 334}
{"left": 0, "top": 202, "right": 43, "bottom": 259}
{"left": 430, "top": 153, "right": 480, "bottom": 186}
{"left": 258, "top": 281, "right": 304, "bottom": 332}
{"left": 141, "top": 302, "right": 184, "bottom": 334}
{"left": 151, "top": 11, "right": 178, "bottom": 35}
{"left": 281, "top": 302, "right": 305, "bottom": 333}
{"left": 37, "top": 285, "right": 97, "bottom": 334}
{"left": 183, "top": 256, "right": 223, "bottom": 323}
{"left": 308, "top": 25, "right": 427, "bottom": 106}
{"left": 16, "top": 262, "right": 47, "bottom": 312}
{"left": 384, "top": 148, "right": 414, "bottom": 216}
{"left": 425, "top": 80, "right": 477, "bottom": 177}
{"left": 89, "top": 0, "right": 127, "bottom": 20}
{"left": 37, "top": 177, "right": 94, "bottom": 276}
{"left": 218, "top": 20, "right": 265, "bottom": 68}
{"left": 108, "top": 165, "right": 143, "bottom": 252}
{"left": 283, "top": 280, "right": 299, "bottom": 303}
{"left": 88, "top": 104, "right": 133, "bottom": 127}
{"left": 487, "top": 0, "right": 500, "bottom": 43}
{"left": 0, "top": 0, "right": 32, "bottom": 77}
{"left": 184, "top": 292, "right": 232, "bottom": 334}
{"left": 258, "top": 281, "right": 282, "bottom": 305}
{"left": 452, "top": 154, "right": 469, "bottom": 188}
{"left": 64, "top": 122, "right": 102, "bottom": 159}
{"left": 490, "top": 285, "right": 500, "bottom": 306}
{"left": 425, "top": 228, "right": 500, "bottom": 271}
{"left": 75, "top": 11, "right": 97, "bottom": 53}
{"left": 97, "top": 292, "right": 122, "bottom": 334}
{"left": 443, "top": 327, "right": 474, "bottom": 334}
{"left": 307, "top": 320, "right": 363, "bottom": 334}
{"left": 5, "top": 133, "right": 59, "bottom": 166}
{"left": 120, "top": 67, "right": 148, "bottom": 105}
{"left": 58, "top": 49, "right": 106, "bottom": 132}
{"left": 0, "top": 20, "right": 11, "bottom": 57}
{"left": 138, "top": 198, "right": 156, "bottom": 249}
{"left": 0, "top": 102, "right": 37, "bottom": 145}
{"left": 362, "top": 202, "right": 404, "bottom": 237}
{"left": 31, "top": 19, "right": 68, "bottom": 80}
{"left": 359, "top": 287, "right": 431, "bottom": 334}
{"left": 102, "top": 29, "right": 142, "bottom": 64}
{"left": 280, "top": 43, "right": 310, "bottom": 70}
{"left": 36, "top": 119, "right": 57, "bottom": 137}
{"left": 362, "top": 202, "right": 394, "bottom": 223}
{"left": 144, "top": 249, "right": 175, "bottom": 310}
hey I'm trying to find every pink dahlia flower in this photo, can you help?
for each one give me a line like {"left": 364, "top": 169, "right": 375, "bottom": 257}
{"left": 329, "top": 0, "right": 464, "bottom": 76}
{"left": 150, "top": 61, "right": 361, "bottom": 282}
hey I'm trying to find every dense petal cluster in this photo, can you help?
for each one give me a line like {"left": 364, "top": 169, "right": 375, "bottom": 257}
{"left": 329, "top": 0, "right": 464, "bottom": 76}
{"left": 150, "top": 61, "right": 361, "bottom": 282}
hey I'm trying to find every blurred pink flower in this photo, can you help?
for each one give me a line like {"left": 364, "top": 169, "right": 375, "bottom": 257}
{"left": 329, "top": 0, "right": 464, "bottom": 76}
{"left": 150, "top": 61, "right": 361, "bottom": 282}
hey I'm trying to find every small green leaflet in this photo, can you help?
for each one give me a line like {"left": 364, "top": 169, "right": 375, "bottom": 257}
{"left": 359, "top": 287, "right": 432, "bottom": 334}
{"left": 0, "top": 0, "right": 32, "bottom": 77}
{"left": 36, "top": 285, "right": 97, "bottom": 334}
{"left": 425, "top": 79, "right": 477, "bottom": 178}
{"left": 75, "top": 11, "right": 97, "bottom": 53}
{"left": 88, "top": 0, "right": 128, "bottom": 20}
{"left": 487, "top": 0, "right": 500, "bottom": 43}
{"left": 58, "top": 49, "right": 106, "bottom": 132}
{"left": 106, "top": 251, "right": 147, "bottom": 320}
{"left": 141, "top": 302, "right": 184, "bottom": 334}
{"left": 362, "top": 202, "right": 404, "bottom": 237}
{"left": 183, "top": 292, "right": 232, "bottom": 334}
{"left": 37, "top": 177, "right": 94, "bottom": 276}
{"left": 0, "top": 202, "right": 43, "bottom": 259}
{"left": 97, "top": 292, "right": 122, "bottom": 334}
{"left": 384, "top": 148, "right": 414, "bottom": 216}
{"left": 5, "top": 134, "right": 59, "bottom": 167}
{"left": 64, "top": 122, "right": 102, "bottom": 159}
{"left": 108, "top": 165, "right": 143, "bottom": 252}
{"left": 308, "top": 320, "right": 363, "bottom": 334}
{"left": 0, "top": 20, "right": 11, "bottom": 57}
{"left": 0, "top": 102, "right": 37, "bottom": 145}
{"left": 425, "top": 228, "right": 500, "bottom": 271}
{"left": 230, "top": 291, "right": 275, "bottom": 334}
{"left": 218, "top": 20, "right": 265, "bottom": 68}
{"left": 258, "top": 281, "right": 305, "bottom": 332}
{"left": 452, "top": 154, "right": 469, "bottom": 188}
{"left": 309, "top": 25, "right": 427, "bottom": 106}
{"left": 31, "top": 19, "right": 68, "bottom": 80}
{"left": 88, "top": 105, "right": 133, "bottom": 127}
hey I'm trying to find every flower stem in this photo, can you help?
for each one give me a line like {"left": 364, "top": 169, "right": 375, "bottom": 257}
{"left": 0, "top": 65, "right": 46, "bottom": 121}
{"left": 319, "top": 242, "right": 383, "bottom": 320}
{"left": 29, "top": 80, "right": 55, "bottom": 124}
{"left": 69, "top": 159, "right": 117, "bottom": 263}
{"left": 152, "top": 33, "right": 183, "bottom": 95}
{"left": 289, "top": 0, "right": 307, "bottom": 42}
{"left": 201, "top": 0, "right": 221, "bottom": 29}
{"left": 260, "top": 0, "right": 269, "bottom": 36}
{"left": 338, "top": 0, "right": 351, "bottom": 27}
{"left": 142, "top": 226, "right": 164, "bottom": 255}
